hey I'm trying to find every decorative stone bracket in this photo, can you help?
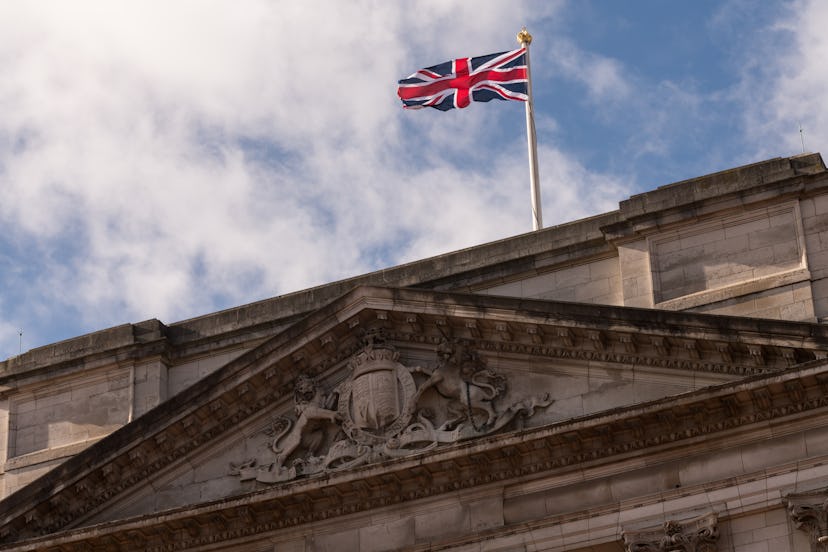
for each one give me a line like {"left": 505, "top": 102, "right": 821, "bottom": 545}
{"left": 786, "top": 490, "right": 828, "bottom": 551}
{"left": 622, "top": 512, "right": 719, "bottom": 552}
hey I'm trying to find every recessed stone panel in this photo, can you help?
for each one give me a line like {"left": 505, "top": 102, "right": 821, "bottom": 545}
{"left": 7, "top": 368, "right": 130, "bottom": 459}
{"left": 650, "top": 202, "right": 806, "bottom": 304}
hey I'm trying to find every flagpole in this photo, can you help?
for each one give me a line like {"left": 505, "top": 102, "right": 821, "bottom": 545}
{"left": 518, "top": 27, "right": 542, "bottom": 231}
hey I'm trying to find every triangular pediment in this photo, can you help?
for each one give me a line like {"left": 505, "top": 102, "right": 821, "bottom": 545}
{"left": 3, "top": 286, "right": 828, "bottom": 549}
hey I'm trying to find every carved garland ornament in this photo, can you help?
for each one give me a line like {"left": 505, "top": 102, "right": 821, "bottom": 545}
{"left": 622, "top": 512, "right": 720, "bottom": 552}
{"left": 231, "top": 332, "right": 553, "bottom": 483}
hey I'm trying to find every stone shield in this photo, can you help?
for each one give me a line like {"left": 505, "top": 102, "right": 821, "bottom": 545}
{"left": 339, "top": 344, "right": 416, "bottom": 445}
{"left": 351, "top": 357, "right": 399, "bottom": 431}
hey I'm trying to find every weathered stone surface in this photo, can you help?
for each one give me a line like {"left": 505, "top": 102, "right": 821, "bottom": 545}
{"left": 1, "top": 153, "right": 828, "bottom": 551}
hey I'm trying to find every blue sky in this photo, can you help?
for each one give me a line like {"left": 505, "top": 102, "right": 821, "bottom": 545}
{"left": 0, "top": 0, "right": 824, "bottom": 358}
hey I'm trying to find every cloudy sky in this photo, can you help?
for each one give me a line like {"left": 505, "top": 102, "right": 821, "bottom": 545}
{"left": 0, "top": 0, "right": 824, "bottom": 357}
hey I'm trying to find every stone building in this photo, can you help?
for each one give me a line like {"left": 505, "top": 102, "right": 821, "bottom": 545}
{"left": 2, "top": 153, "right": 828, "bottom": 551}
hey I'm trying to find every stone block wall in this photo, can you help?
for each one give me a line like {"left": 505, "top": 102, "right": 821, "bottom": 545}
{"left": 649, "top": 202, "right": 806, "bottom": 304}
{"left": 1, "top": 366, "right": 131, "bottom": 496}
{"left": 10, "top": 373, "right": 129, "bottom": 458}
{"left": 0, "top": 347, "right": 250, "bottom": 499}
{"left": 801, "top": 192, "right": 828, "bottom": 322}
{"left": 478, "top": 196, "right": 823, "bottom": 324}
{"left": 167, "top": 348, "right": 247, "bottom": 397}
{"left": 478, "top": 256, "right": 622, "bottom": 305}
{"left": 722, "top": 508, "right": 796, "bottom": 552}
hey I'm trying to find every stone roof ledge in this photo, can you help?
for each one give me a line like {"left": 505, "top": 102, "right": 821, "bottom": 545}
{"left": 604, "top": 152, "right": 826, "bottom": 240}
{"left": 2, "top": 153, "right": 825, "bottom": 380}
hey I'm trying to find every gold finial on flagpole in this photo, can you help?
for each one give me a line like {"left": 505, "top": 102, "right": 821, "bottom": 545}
{"left": 517, "top": 27, "right": 532, "bottom": 46}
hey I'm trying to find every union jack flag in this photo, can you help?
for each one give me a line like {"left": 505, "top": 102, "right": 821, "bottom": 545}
{"left": 397, "top": 48, "right": 528, "bottom": 111}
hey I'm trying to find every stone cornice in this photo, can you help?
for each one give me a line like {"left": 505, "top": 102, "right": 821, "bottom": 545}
{"left": 2, "top": 286, "right": 828, "bottom": 548}
{"left": 0, "top": 338, "right": 172, "bottom": 400}
{"left": 602, "top": 153, "right": 827, "bottom": 242}
{"left": 0, "top": 320, "right": 167, "bottom": 380}
{"left": 3, "top": 289, "right": 823, "bottom": 395}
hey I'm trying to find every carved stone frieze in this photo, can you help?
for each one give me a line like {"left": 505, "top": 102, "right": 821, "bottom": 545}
{"left": 230, "top": 333, "right": 553, "bottom": 483}
{"left": 385, "top": 329, "right": 774, "bottom": 377}
{"left": 785, "top": 490, "right": 828, "bottom": 551}
{"left": 622, "top": 512, "right": 719, "bottom": 552}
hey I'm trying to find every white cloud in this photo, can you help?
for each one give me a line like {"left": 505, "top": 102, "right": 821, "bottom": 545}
{"left": 542, "top": 37, "right": 633, "bottom": 105}
{"left": 726, "top": 0, "right": 828, "bottom": 159}
{"left": 0, "top": 0, "right": 633, "bottom": 355}
{"left": 538, "top": 147, "right": 629, "bottom": 223}
{"left": 0, "top": 315, "right": 22, "bottom": 362}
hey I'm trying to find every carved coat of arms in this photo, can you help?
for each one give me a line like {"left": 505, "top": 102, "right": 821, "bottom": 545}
{"left": 231, "top": 332, "right": 552, "bottom": 484}
{"left": 339, "top": 335, "right": 417, "bottom": 444}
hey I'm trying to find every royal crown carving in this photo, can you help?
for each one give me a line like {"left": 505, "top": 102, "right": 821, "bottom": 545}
{"left": 231, "top": 332, "right": 553, "bottom": 483}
